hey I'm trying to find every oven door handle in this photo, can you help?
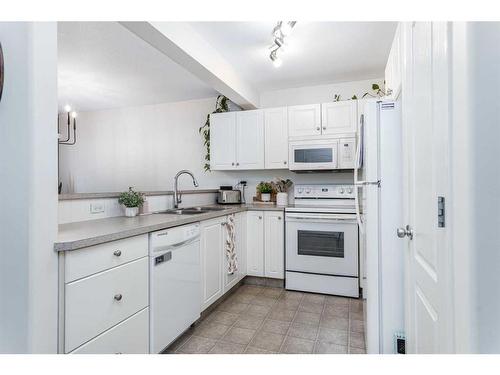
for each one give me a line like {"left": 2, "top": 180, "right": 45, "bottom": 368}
{"left": 285, "top": 213, "right": 357, "bottom": 223}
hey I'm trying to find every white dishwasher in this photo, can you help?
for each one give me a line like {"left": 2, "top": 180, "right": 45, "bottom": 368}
{"left": 149, "top": 223, "right": 201, "bottom": 353}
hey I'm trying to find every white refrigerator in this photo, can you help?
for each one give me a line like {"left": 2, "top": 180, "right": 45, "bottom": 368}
{"left": 354, "top": 99, "right": 405, "bottom": 354}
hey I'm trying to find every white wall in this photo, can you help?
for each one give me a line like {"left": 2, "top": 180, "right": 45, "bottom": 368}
{"left": 0, "top": 22, "right": 58, "bottom": 353}
{"left": 259, "top": 78, "right": 384, "bottom": 108}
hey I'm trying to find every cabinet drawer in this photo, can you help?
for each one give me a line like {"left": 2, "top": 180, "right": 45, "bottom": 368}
{"left": 71, "top": 308, "right": 149, "bottom": 354}
{"left": 65, "top": 234, "right": 148, "bottom": 282}
{"left": 65, "top": 257, "right": 149, "bottom": 353}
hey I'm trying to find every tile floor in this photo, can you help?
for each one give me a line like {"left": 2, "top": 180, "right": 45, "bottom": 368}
{"left": 166, "top": 284, "right": 366, "bottom": 354}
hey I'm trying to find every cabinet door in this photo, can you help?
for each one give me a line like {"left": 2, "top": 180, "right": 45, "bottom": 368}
{"left": 385, "top": 24, "right": 401, "bottom": 100}
{"left": 200, "top": 217, "right": 224, "bottom": 311}
{"left": 264, "top": 107, "right": 289, "bottom": 169}
{"left": 236, "top": 110, "right": 264, "bottom": 169}
{"left": 264, "top": 211, "right": 284, "bottom": 279}
{"left": 288, "top": 104, "right": 321, "bottom": 137}
{"left": 210, "top": 112, "right": 237, "bottom": 170}
{"left": 246, "top": 211, "right": 264, "bottom": 277}
{"left": 321, "top": 101, "right": 358, "bottom": 135}
{"left": 223, "top": 212, "right": 247, "bottom": 293}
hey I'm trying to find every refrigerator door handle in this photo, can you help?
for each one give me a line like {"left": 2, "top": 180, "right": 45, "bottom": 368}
{"left": 355, "top": 180, "right": 381, "bottom": 187}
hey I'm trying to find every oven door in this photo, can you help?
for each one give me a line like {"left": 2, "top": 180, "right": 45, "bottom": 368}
{"left": 285, "top": 212, "right": 358, "bottom": 277}
{"left": 289, "top": 139, "right": 338, "bottom": 171}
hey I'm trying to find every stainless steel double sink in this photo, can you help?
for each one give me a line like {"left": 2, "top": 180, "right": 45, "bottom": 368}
{"left": 146, "top": 206, "right": 228, "bottom": 216}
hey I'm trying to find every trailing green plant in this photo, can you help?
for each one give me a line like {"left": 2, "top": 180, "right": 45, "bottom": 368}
{"left": 334, "top": 82, "right": 386, "bottom": 101}
{"left": 199, "top": 95, "right": 229, "bottom": 171}
{"left": 256, "top": 181, "right": 275, "bottom": 194}
{"left": 118, "top": 187, "right": 145, "bottom": 208}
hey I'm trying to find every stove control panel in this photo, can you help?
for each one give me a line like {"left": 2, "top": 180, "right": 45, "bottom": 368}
{"left": 294, "top": 184, "right": 355, "bottom": 199}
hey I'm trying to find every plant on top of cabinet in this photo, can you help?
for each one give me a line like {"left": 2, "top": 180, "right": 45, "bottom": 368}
{"left": 118, "top": 187, "right": 145, "bottom": 217}
{"left": 256, "top": 181, "right": 275, "bottom": 202}
{"left": 199, "top": 95, "right": 229, "bottom": 172}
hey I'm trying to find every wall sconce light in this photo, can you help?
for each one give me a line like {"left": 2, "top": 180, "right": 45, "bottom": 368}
{"left": 58, "top": 105, "right": 77, "bottom": 145}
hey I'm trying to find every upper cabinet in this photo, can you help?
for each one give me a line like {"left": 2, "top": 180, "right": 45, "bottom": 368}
{"left": 210, "top": 112, "right": 237, "bottom": 170}
{"left": 385, "top": 24, "right": 402, "bottom": 100}
{"left": 264, "top": 107, "right": 289, "bottom": 169}
{"left": 288, "top": 104, "right": 322, "bottom": 137}
{"left": 210, "top": 110, "right": 264, "bottom": 170}
{"left": 321, "top": 101, "right": 358, "bottom": 135}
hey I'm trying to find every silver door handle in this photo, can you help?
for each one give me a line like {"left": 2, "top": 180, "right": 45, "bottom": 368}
{"left": 397, "top": 225, "right": 413, "bottom": 240}
{"left": 355, "top": 180, "right": 380, "bottom": 187}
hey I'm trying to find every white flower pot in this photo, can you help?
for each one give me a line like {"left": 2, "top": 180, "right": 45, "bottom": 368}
{"left": 124, "top": 206, "right": 139, "bottom": 217}
{"left": 276, "top": 192, "right": 288, "bottom": 206}
{"left": 261, "top": 193, "right": 271, "bottom": 202}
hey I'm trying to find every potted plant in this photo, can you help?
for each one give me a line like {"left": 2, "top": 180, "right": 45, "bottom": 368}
{"left": 118, "top": 187, "right": 145, "bottom": 217}
{"left": 272, "top": 178, "right": 293, "bottom": 206}
{"left": 257, "top": 181, "right": 274, "bottom": 202}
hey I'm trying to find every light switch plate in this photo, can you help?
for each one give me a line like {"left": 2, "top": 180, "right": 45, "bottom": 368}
{"left": 90, "top": 202, "right": 105, "bottom": 214}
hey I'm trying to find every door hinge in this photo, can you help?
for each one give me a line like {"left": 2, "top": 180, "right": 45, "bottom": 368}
{"left": 438, "top": 196, "right": 445, "bottom": 228}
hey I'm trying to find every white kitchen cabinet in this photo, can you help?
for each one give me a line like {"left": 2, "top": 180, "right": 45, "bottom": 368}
{"left": 264, "top": 107, "right": 289, "bottom": 169}
{"left": 223, "top": 212, "right": 247, "bottom": 293}
{"left": 71, "top": 308, "right": 149, "bottom": 354}
{"left": 65, "top": 257, "right": 149, "bottom": 353}
{"left": 385, "top": 24, "right": 402, "bottom": 100}
{"left": 321, "top": 101, "right": 358, "bottom": 135}
{"left": 210, "top": 110, "right": 264, "bottom": 170}
{"left": 236, "top": 110, "right": 265, "bottom": 169}
{"left": 264, "top": 211, "right": 284, "bottom": 279}
{"left": 288, "top": 104, "right": 322, "bottom": 137}
{"left": 200, "top": 217, "right": 225, "bottom": 311}
{"left": 246, "top": 211, "right": 265, "bottom": 277}
{"left": 210, "top": 112, "right": 237, "bottom": 170}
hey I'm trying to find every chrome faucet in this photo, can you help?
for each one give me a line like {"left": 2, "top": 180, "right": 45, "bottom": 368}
{"left": 173, "top": 170, "right": 199, "bottom": 208}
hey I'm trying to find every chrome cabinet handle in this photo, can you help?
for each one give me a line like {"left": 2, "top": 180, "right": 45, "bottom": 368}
{"left": 278, "top": 216, "right": 282, "bottom": 220}
{"left": 316, "top": 126, "right": 321, "bottom": 131}
{"left": 258, "top": 216, "right": 262, "bottom": 219}
{"left": 322, "top": 126, "right": 326, "bottom": 130}
{"left": 231, "top": 162, "right": 235, "bottom": 166}
{"left": 236, "top": 162, "right": 240, "bottom": 166}
{"left": 284, "top": 161, "right": 287, "bottom": 165}
{"left": 114, "top": 294, "right": 123, "bottom": 301}
{"left": 113, "top": 250, "right": 122, "bottom": 257}
{"left": 396, "top": 225, "right": 413, "bottom": 240}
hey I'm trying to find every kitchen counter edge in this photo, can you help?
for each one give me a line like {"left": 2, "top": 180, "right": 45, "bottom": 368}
{"left": 55, "top": 204, "right": 286, "bottom": 252}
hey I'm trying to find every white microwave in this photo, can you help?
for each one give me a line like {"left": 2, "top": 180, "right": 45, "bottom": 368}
{"left": 289, "top": 137, "right": 356, "bottom": 171}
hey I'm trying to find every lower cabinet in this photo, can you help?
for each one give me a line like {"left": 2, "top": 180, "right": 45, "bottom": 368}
{"left": 200, "top": 217, "right": 225, "bottom": 311}
{"left": 71, "top": 308, "right": 149, "bottom": 354}
{"left": 246, "top": 210, "right": 285, "bottom": 279}
{"left": 200, "top": 213, "right": 247, "bottom": 311}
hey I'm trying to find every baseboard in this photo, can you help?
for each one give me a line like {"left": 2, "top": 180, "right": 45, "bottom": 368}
{"left": 244, "top": 276, "right": 284, "bottom": 288}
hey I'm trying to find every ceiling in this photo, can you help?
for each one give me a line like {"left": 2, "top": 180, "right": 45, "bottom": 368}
{"left": 189, "top": 22, "right": 397, "bottom": 92}
{"left": 57, "top": 22, "right": 217, "bottom": 112}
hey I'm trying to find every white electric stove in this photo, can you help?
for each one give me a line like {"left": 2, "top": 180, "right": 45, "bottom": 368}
{"left": 285, "top": 184, "right": 359, "bottom": 297}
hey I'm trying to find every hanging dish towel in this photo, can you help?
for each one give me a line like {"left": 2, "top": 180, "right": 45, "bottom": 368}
{"left": 225, "top": 214, "right": 238, "bottom": 274}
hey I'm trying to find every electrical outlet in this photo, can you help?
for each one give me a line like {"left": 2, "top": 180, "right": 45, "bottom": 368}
{"left": 90, "top": 202, "right": 105, "bottom": 214}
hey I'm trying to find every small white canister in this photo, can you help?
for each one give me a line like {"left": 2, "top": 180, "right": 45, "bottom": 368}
{"left": 276, "top": 192, "right": 288, "bottom": 206}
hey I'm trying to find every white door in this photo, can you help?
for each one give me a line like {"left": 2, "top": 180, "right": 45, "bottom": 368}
{"left": 288, "top": 104, "right": 321, "bottom": 137}
{"left": 402, "top": 22, "right": 453, "bottom": 353}
{"left": 210, "top": 112, "right": 237, "bottom": 170}
{"left": 246, "top": 211, "right": 264, "bottom": 277}
{"left": 264, "top": 107, "right": 288, "bottom": 169}
{"left": 236, "top": 110, "right": 264, "bottom": 169}
{"left": 264, "top": 211, "right": 284, "bottom": 279}
{"left": 200, "top": 217, "right": 224, "bottom": 311}
{"left": 321, "top": 101, "right": 358, "bottom": 135}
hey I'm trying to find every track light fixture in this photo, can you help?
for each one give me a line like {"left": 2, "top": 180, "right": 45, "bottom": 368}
{"left": 269, "top": 21, "right": 296, "bottom": 68}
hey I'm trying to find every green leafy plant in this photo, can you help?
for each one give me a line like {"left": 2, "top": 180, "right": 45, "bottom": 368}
{"left": 118, "top": 187, "right": 145, "bottom": 208}
{"left": 334, "top": 82, "right": 386, "bottom": 101}
{"left": 256, "top": 181, "right": 275, "bottom": 194}
{"left": 272, "top": 178, "right": 293, "bottom": 193}
{"left": 199, "top": 95, "right": 229, "bottom": 171}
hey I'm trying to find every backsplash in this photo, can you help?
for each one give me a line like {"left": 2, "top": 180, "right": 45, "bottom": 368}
{"left": 58, "top": 192, "right": 217, "bottom": 224}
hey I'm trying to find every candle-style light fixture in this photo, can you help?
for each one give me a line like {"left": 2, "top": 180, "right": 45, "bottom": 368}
{"left": 58, "top": 105, "right": 78, "bottom": 145}
{"left": 269, "top": 21, "right": 296, "bottom": 68}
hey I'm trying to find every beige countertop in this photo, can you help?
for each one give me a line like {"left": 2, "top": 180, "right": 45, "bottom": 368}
{"left": 55, "top": 203, "right": 286, "bottom": 252}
